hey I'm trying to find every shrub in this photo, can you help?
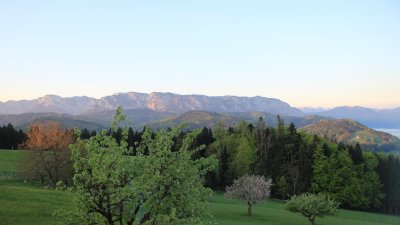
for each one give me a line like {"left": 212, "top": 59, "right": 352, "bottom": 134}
{"left": 285, "top": 193, "right": 339, "bottom": 225}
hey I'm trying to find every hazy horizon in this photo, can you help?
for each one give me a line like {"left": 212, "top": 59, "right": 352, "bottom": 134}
{"left": 1, "top": 1, "right": 399, "bottom": 108}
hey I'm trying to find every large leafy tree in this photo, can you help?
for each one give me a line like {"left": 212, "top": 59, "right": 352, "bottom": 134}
{"left": 68, "top": 108, "right": 144, "bottom": 225}
{"left": 138, "top": 126, "right": 217, "bottom": 225}
{"left": 230, "top": 122, "right": 257, "bottom": 178}
{"left": 66, "top": 107, "right": 217, "bottom": 225}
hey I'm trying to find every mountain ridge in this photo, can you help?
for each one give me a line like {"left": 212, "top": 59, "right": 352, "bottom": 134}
{"left": 0, "top": 92, "right": 304, "bottom": 116}
{"left": 312, "top": 106, "right": 400, "bottom": 129}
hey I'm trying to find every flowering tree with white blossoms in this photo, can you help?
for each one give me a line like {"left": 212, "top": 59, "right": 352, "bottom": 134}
{"left": 225, "top": 174, "right": 273, "bottom": 216}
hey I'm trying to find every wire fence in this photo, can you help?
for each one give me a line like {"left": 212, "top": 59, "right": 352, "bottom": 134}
{"left": 0, "top": 170, "right": 25, "bottom": 181}
{"left": 380, "top": 207, "right": 400, "bottom": 217}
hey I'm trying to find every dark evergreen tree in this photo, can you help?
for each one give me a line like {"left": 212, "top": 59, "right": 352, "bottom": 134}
{"left": 218, "top": 146, "right": 229, "bottom": 189}
{"left": 283, "top": 123, "right": 312, "bottom": 196}
{"left": 376, "top": 154, "right": 400, "bottom": 214}
{"left": 269, "top": 116, "right": 286, "bottom": 196}
{"left": 322, "top": 143, "right": 330, "bottom": 157}
{"left": 127, "top": 127, "right": 135, "bottom": 148}
{"left": 112, "top": 127, "right": 123, "bottom": 144}
{"left": 90, "top": 130, "right": 97, "bottom": 137}
{"left": 80, "top": 128, "right": 91, "bottom": 140}
{"left": 194, "top": 127, "right": 215, "bottom": 158}
{"left": 0, "top": 123, "right": 25, "bottom": 149}
{"left": 255, "top": 117, "right": 272, "bottom": 177}
{"left": 348, "top": 143, "right": 363, "bottom": 165}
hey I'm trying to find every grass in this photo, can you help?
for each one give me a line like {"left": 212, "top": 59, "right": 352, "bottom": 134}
{"left": 0, "top": 181, "right": 73, "bottom": 225}
{"left": 0, "top": 149, "right": 24, "bottom": 172}
{"left": 208, "top": 194, "right": 399, "bottom": 225}
{"left": 0, "top": 181, "right": 399, "bottom": 225}
{"left": 0, "top": 149, "right": 399, "bottom": 225}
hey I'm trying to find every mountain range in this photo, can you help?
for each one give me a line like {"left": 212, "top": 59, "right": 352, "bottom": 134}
{"left": 0, "top": 92, "right": 399, "bottom": 152}
{"left": 311, "top": 106, "right": 400, "bottom": 129}
{"left": 2, "top": 93, "right": 399, "bottom": 129}
{"left": 0, "top": 92, "right": 303, "bottom": 116}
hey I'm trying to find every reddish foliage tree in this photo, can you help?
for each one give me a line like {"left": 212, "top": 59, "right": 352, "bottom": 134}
{"left": 22, "top": 121, "right": 75, "bottom": 186}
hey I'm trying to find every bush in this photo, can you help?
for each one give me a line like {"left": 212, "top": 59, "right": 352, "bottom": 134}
{"left": 285, "top": 193, "right": 339, "bottom": 225}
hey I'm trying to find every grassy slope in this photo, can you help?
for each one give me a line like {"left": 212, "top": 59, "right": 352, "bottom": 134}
{"left": 0, "top": 182, "right": 399, "bottom": 225}
{"left": 0, "top": 150, "right": 399, "bottom": 225}
{"left": 209, "top": 194, "right": 399, "bottom": 225}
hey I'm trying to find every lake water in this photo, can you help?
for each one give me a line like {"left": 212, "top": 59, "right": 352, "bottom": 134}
{"left": 375, "top": 129, "right": 400, "bottom": 138}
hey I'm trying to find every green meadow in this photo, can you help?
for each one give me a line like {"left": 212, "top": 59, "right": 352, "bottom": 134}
{"left": 0, "top": 149, "right": 399, "bottom": 225}
{"left": 0, "top": 149, "right": 24, "bottom": 172}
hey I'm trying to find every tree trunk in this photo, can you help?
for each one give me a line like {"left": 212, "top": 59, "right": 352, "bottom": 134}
{"left": 308, "top": 216, "right": 316, "bottom": 225}
{"left": 247, "top": 201, "right": 252, "bottom": 216}
{"left": 106, "top": 215, "right": 114, "bottom": 225}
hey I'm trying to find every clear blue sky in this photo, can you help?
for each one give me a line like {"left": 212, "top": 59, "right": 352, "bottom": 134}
{"left": 0, "top": 0, "right": 399, "bottom": 108}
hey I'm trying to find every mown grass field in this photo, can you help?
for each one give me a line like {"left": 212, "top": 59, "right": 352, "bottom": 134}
{"left": 0, "top": 149, "right": 399, "bottom": 225}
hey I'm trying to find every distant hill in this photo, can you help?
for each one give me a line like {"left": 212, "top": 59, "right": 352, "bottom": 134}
{"left": 0, "top": 92, "right": 304, "bottom": 116}
{"left": 79, "top": 109, "right": 176, "bottom": 128}
{"left": 0, "top": 109, "right": 175, "bottom": 131}
{"left": 300, "top": 119, "right": 400, "bottom": 152}
{"left": 225, "top": 112, "right": 329, "bottom": 128}
{"left": 149, "top": 111, "right": 245, "bottom": 130}
{"left": 148, "top": 111, "right": 330, "bottom": 130}
{"left": 0, "top": 109, "right": 327, "bottom": 132}
{"left": 0, "top": 113, "right": 104, "bottom": 131}
{"left": 315, "top": 106, "right": 400, "bottom": 129}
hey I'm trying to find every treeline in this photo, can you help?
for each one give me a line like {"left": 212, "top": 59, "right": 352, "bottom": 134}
{"left": 0, "top": 124, "right": 140, "bottom": 150}
{"left": 0, "top": 125, "right": 98, "bottom": 150}
{"left": 0, "top": 123, "right": 25, "bottom": 149}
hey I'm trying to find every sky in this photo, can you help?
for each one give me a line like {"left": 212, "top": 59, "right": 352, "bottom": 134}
{"left": 0, "top": 0, "right": 399, "bottom": 108}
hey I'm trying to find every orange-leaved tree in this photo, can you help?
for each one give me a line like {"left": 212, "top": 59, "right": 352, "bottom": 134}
{"left": 21, "top": 121, "right": 75, "bottom": 186}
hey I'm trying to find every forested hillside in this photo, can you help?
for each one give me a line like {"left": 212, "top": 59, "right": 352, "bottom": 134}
{"left": 301, "top": 119, "right": 400, "bottom": 152}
